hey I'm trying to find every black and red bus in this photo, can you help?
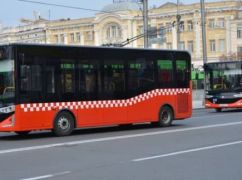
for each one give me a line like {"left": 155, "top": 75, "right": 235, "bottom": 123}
{"left": 0, "top": 43, "right": 192, "bottom": 136}
{"left": 205, "top": 61, "right": 242, "bottom": 112}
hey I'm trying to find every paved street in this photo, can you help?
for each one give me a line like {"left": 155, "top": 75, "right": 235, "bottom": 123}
{"left": 0, "top": 108, "right": 242, "bottom": 180}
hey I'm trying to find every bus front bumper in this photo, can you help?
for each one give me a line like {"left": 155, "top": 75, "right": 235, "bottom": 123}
{"left": 205, "top": 99, "right": 242, "bottom": 109}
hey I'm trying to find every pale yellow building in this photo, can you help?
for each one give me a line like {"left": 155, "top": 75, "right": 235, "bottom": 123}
{"left": 1, "top": 0, "right": 242, "bottom": 68}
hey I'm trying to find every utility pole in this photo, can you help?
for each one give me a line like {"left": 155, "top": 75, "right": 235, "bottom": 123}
{"left": 177, "top": 0, "right": 181, "bottom": 50}
{"left": 143, "top": 0, "right": 148, "bottom": 48}
{"left": 200, "top": 0, "right": 207, "bottom": 105}
{"left": 200, "top": 0, "right": 207, "bottom": 64}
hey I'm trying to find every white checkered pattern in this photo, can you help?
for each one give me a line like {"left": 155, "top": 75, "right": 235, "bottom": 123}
{"left": 20, "top": 88, "right": 190, "bottom": 112}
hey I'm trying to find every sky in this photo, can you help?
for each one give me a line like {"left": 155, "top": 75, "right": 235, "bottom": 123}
{"left": 0, "top": 0, "right": 222, "bottom": 27}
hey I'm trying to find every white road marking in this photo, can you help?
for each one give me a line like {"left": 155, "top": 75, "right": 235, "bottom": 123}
{"left": 133, "top": 140, "right": 242, "bottom": 162}
{"left": 0, "top": 121, "right": 242, "bottom": 155}
{"left": 190, "top": 113, "right": 232, "bottom": 119}
{"left": 20, "top": 171, "right": 71, "bottom": 180}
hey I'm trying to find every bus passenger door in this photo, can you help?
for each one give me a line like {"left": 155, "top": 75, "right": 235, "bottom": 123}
{"left": 102, "top": 60, "right": 127, "bottom": 125}
{"left": 77, "top": 61, "right": 103, "bottom": 127}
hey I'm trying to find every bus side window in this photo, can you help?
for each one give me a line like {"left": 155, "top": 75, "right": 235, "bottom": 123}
{"left": 46, "top": 67, "right": 55, "bottom": 94}
{"left": 60, "top": 61, "right": 75, "bottom": 95}
{"left": 103, "top": 60, "right": 125, "bottom": 98}
{"left": 157, "top": 60, "right": 173, "bottom": 87}
{"left": 78, "top": 61, "right": 99, "bottom": 100}
{"left": 175, "top": 60, "right": 189, "bottom": 87}
{"left": 20, "top": 65, "right": 31, "bottom": 92}
{"left": 128, "top": 59, "right": 154, "bottom": 93}
{"left": 20, "top": 63, "right": 42, "bottom": 93}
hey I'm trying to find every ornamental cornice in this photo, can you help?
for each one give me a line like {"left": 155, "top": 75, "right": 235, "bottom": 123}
{"left": 149, "top": 6, "right": 239, "bottom": 19}
{"left": 47, "top": 23, "right": 94, "bottom": 31}
{"left": 94, "top": 13, "right": 131, "bottom": 24}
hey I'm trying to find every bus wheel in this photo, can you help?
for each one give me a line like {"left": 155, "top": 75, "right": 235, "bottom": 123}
{"left": 15, "top": 131, "right": 31, "bottom": 136}
{"left": 158, "top": 106, "right": 173, "bottom": 127}
{"left": 53, "top": 112, "right": 75, "bottom": 136}
{"left": 215, "top": 108, "right": 222, "bottom": 112}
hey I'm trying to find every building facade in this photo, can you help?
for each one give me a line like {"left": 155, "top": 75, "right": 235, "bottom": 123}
{"left": 1, "top": 0, "right": 242, "bottom": 68}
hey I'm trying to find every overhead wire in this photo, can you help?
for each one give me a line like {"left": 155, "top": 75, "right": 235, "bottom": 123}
{"left": 18, "top": 0, "right": 129, "bottom": 16}
{"left": 119, "top": 22, "right": 176, "bottom": 47}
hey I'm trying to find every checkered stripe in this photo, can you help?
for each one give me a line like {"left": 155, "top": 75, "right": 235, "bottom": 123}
{"left": 20, "top": 88, "right": 190, "bottom": 112}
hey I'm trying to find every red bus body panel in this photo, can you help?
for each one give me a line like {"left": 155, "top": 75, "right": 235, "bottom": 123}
{"left": 0, "top": 88, "right": 192, "bottom": 132}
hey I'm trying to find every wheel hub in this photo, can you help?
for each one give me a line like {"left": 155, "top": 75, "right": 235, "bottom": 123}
{"left": 161, "top": 111, "right": 170, "bottom": 123}
{"left": 58, "top": 117, "right": 70, "bottom": 130}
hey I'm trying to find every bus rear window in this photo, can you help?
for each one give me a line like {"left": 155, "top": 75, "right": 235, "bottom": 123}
{"left": 157, "top": 60, "right": 173, "bottom": 87}
{"left": 176, "top": 60, "right": 189, "bottom": 87}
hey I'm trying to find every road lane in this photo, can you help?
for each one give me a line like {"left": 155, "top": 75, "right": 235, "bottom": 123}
{"left": 0, "top": 109, "right": 242, "bottom": 180}
{"left": 0, "top": 109, "right": 242, "bottom": 151}
{"left": 0, "top": 121, "right": 242, "bottom": 155}
{"left": 132, "top": 140, "right": 242, "bottom": 162}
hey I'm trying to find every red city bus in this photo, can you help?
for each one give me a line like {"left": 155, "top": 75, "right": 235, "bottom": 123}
{"left": 0, "top": 44, "right": 192, "bottom": 136}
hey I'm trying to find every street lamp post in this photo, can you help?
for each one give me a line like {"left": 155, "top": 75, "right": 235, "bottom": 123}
{"left": 200, "top": 0, "right": 207, "bottom": 64}
{"left": 200, "top": 0, "right": 208, "bottom": 106}
{"left": 177, "top": 0, "right": 180, "bottom": 50}
{"left": 143, "top": 0, "right": 148, "bottom": 48}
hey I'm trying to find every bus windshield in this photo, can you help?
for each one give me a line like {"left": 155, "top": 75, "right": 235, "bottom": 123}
{"left": 205, "top": 62, "right": 242, "bottom": 92}
{"left": 0, "top": 59, "right": 15, "bottom": 108}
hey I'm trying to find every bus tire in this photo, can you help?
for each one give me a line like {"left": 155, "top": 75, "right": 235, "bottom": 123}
{"left": 158, "top": 105, "right": 173, "bottom": 127}
{"left": 53, "top": 111, "right": 75, "bottom": 136}
{"left": 15, "top": 131, "right": 31, "bottom": 136}
{"left": 215, "top": 108, "right": 222, "bottom": 112}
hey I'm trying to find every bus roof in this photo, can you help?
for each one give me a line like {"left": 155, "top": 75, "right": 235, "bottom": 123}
{"left": 1, "top": 42, "right": 190, "bottom": 55}
{"left": 205, "top": 61, "right": 242, "bottom": 65}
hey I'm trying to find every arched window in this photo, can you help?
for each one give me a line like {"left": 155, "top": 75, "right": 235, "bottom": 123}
{"left": 105, "top": 23, "right": 122, "bottom": 39}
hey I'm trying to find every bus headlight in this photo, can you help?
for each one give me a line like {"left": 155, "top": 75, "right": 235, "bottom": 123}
{"left": 1, "top": 114, "right": 15, "bottom": 128}
{"left": 205, "top": 95, "right": 213, "bottom": 98}
{"left": 234, "top": 93, "right": 242, "bottom": 98}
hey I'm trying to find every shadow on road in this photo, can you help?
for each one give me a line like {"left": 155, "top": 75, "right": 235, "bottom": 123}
{"left": 0, "top": 123, "right": 185, "bottom": 141}
{"left": 209, "top": 108, "right": 242, "bottom": 114}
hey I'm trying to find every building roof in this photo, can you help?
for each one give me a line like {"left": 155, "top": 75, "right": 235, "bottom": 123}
{"left": 101, "top": 2, "right": 141, "bottom": 12}
{"left": 158, "top": 2, "right": 177, "bottom": 9}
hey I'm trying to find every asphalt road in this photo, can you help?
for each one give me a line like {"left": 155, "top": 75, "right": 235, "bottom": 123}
{"left": 0, "top": 108, "right": 242, "bottom": 180}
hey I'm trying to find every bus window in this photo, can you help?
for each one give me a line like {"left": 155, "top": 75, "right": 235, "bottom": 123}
{"left": 60, "top": 60, "right": 75, "bottom": 94}
{"left": 176, "top": 60, "right": 189, "bottom": 87}
{"left": 157, "top": 60, "right": 173, "bottom": 87}
{"left": 78, "top": 61, "right": 99, "bottom": 100}
{"left": 128, "top": 58, "right": 154, "bottom": 93}
{"left": 78, "top": 62, "right": 97, "bottom": 93}
{"left": 46, "top": 66, "right": 55, "bottom": 94}
{"left": 103, "top": 60, "right": 125, "bottom": 98}
{"left": 20, "top": 55, "right": 43, "bottom": 97}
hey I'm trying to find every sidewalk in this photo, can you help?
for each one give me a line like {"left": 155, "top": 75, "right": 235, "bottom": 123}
{"left": 192, "top": 90, "right": 204, "bottom": 109}
{"left": 193, "top": 100, "right": 204, "bottom": 109}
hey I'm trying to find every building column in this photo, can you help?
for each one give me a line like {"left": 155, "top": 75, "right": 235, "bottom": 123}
{"left": 194, "top": 18, "right": 201, "bottom": 62}
{"left": 172, "top": 26, "right": 177, "bottom": 49}
{"left": 94, "top": 30, "right": 100, "bottom": 46}
{"left": 130, "top": 19, "right": 138, "bottom": 47}
{"left": 64, "top": 33, "right": 68, "bottom": 44}
{"left": 226, "top": 16, "right": 232, "bottom": 55}
{"left": 81, "top": 32, "right": 85, "bottom": 45}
